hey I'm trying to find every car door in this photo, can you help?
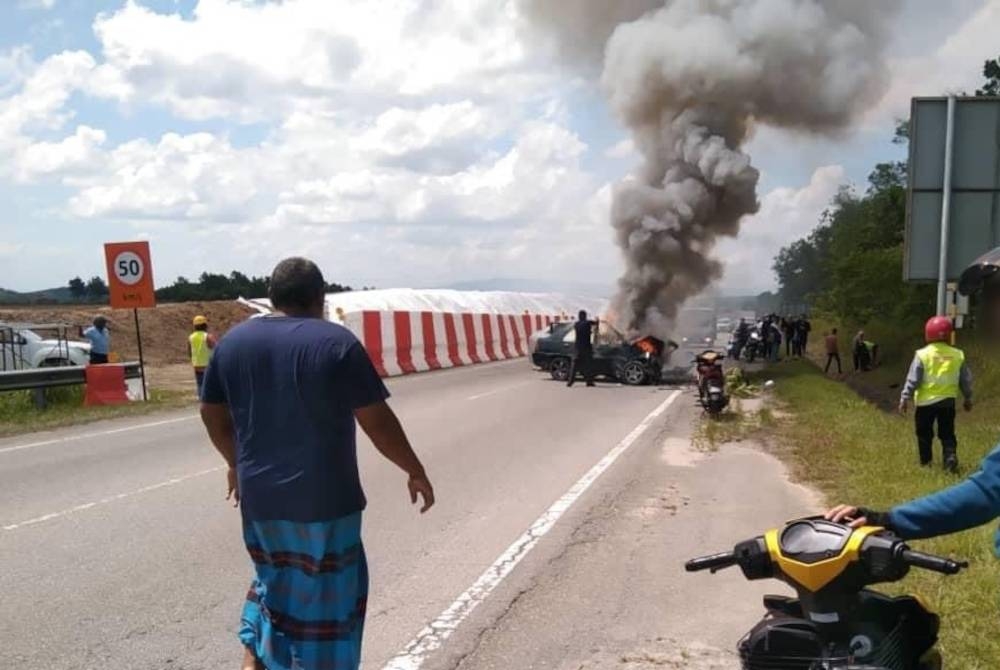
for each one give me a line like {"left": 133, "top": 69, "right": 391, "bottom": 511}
{"left": 593, "top": 324, "right": 626, "bottom": 377}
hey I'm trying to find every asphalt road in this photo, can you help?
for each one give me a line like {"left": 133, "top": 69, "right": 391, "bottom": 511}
{"left": 0, "top": 358, "right": 814, "bottom": 670}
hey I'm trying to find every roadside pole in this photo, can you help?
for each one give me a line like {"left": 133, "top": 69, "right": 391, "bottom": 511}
{"left": 104, "top": 241, "right": 156, "bottom": 402}
{"left": 133, "top": 308, "right": 148, "bottom": 401}
{"left": 936, "top": 95, "right": 956, "bottom": 315}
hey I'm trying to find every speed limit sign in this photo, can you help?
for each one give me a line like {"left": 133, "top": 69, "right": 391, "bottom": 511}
{"left": 104, "top": 241, "right": 156, "bottom": 308}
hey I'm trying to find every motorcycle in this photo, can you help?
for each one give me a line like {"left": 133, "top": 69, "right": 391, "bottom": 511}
{"left": 685, "top": 517, "right": 968, "bottom": 669}
{"left": 694, "top": 350, "right": 729, "bottom": 416}
{"left": 742, "top": 329, "right": 763, "bottom": 363}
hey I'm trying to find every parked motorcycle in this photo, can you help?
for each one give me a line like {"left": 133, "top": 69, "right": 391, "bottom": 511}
{"left": 694, "top": 350, "right": 729, "bottom": 417}
{"left": 685, "top": 517, "right": 968, "bottom": 669}
{"left": 742, "top": 329, "right": 763, "bottom": 363}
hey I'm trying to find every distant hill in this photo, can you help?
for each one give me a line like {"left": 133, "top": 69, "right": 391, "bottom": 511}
{"left": 0, "top": 287, "right": 76, "bottom": 305}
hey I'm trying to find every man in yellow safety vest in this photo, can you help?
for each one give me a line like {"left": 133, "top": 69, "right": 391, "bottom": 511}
{"left": 188, "top": 315, "right": 218, "bottom": 397}
{"left": 899, "top": 316, "right": 973, "bottom": 472}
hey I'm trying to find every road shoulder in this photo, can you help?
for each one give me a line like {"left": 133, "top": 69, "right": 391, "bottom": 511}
{"left": 442, "top": 405, "right": 820, "bottom": 670}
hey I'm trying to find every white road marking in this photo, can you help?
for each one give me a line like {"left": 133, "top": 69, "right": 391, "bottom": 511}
{"left": 1, "top": 466, "right": 224, "bottom": 531}
{"left": 381, "top": 390, "right": 682, "bottom": 670}
{"left": 466, "top": 381, "right": 535, "bottom": 401}
{"left": 0, "top": 415, "right": 197, "bottom": 456}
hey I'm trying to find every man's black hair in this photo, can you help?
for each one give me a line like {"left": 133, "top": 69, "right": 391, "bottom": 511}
{"left": 269, "top": 257, "right": 326, "bottom": 312}
{"left": 578, "top": 309, "right": 588, "bottom": 321}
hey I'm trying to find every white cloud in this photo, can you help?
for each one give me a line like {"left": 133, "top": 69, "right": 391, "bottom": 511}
{"left": 0, "top": 242, "right": 25, "bottom": 257}
{"left": 716, "top": 165, "right": 846, "bottom": 294}
{"left": 89, "top": 0, "right": 541, "bottom": 122}
{"left": 874, "top": 0, "right": 1000, "bottom": 123}
{"left": 604, "top": 138, "right": 635, "bottom": 160}
{"left": 0, "top": 50, "right": 94, "bottom": 140}
{"left": 68, "top": 132, "right": 267, "bottom": 221}
{"left": 18, "top": 0, "right": 57, "bottom": 10}
{"left": 15, "top": 124, "right": 106, "bottom": 180}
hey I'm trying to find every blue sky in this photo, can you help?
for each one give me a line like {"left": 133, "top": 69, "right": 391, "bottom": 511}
{"left": 0, "top": 0, "right": 996, "bottom": 295}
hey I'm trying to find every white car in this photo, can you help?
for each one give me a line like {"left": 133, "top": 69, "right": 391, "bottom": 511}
{"left": 1, "top": 328, "right": 91, "bottom": 369}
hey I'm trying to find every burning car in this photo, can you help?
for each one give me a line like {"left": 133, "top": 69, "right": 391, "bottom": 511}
{"left": 530, "top": 321, "right": 672, "bottom": 386}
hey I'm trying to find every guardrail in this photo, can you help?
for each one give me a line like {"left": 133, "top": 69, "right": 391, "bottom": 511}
{"left": 0, "top": 362, "right": 143, "bottom": 393}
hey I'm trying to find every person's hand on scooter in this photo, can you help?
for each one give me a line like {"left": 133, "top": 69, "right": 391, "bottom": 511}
{"left": 825, "top": 505, "right": 868, "bottom": 528}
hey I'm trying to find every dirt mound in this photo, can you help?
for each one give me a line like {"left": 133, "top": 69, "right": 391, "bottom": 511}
{"left": 0, "top": 301, "right": 256, "bottom": 366}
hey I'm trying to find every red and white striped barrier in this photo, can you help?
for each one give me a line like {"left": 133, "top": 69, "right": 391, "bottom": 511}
{"left": 341, "top": 311, "right": 561, "bottom": 378}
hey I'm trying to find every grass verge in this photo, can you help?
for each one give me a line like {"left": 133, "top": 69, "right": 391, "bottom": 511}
{"left": 0, "top": 386, "right": 193, "bottom": 438}
{"left": 694, "top": 398, "right": 776, "bottom": 451}
{"left": 761, "top": 360, "right": 1000, "bottom": 668}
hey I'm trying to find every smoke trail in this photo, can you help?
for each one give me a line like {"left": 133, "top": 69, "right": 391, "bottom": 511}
{"left": 521, "top": 0, "right": 898, "bottom": 336}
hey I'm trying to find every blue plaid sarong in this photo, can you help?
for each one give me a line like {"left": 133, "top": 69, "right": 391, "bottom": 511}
{"left": 239, "top": 513, "right": 368, "bottom": 670}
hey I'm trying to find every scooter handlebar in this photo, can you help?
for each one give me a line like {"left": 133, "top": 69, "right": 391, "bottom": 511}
{"left": 685, "top": 551, "right": 738, "bottom": 573}
{"left": 899, "top": 548, "right": 969, "bottom": 575}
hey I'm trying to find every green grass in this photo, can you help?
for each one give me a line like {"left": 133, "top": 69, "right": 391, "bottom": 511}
{"left": 694, "top": 398, "right": 776, "bottom": 451}
{"left": 0, "top": 386, "right": 192, "bottom": 438}
{"left": 762, "top": 360, "right": 1000, "bottom": 667}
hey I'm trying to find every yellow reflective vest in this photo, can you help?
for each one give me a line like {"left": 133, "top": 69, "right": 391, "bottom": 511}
{"left": 189, "top": 331, "right": 212, "bottom": 369}
{"left": 915, "top": 342, "right": 964, "bottom": 407}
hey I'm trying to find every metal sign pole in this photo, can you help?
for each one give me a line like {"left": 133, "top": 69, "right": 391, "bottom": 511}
{"left": 937, "top": 95, "right": 957, "bottom": 315}
{"left": 133, "top": 308, "right": 148, "bottom": 402}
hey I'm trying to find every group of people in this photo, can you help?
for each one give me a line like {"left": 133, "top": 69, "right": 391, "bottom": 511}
{"left": 821, "top": 329, "right": 878, "bottom": 375}
{"left": 80, "top": 314, "right": 218, "bottom": 393}
{"left": 731, "top": 314, "right": 811, "bottom": 362}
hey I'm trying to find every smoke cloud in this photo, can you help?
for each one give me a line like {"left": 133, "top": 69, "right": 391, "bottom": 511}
{"left": 521, "top": 0, "right": 899, "bottom": 336}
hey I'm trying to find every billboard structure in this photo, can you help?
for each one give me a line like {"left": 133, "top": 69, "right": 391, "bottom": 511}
{"left": 905, "top": 96, "right": 1000, "bottom": 314}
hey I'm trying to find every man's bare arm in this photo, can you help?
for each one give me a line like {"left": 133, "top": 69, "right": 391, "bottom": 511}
{"left": 355, "top": 401, "right": 434, "bottom": 512}
{"left": 200, "top": 402, "right": 237, "bottom": 467}
{"left": 200, "top": 402, "right": 240, "bottom": 505}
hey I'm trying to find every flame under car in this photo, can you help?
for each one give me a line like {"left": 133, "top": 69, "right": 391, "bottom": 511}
{"left": 529, "top": 321, "right": 670, "bottom": 386}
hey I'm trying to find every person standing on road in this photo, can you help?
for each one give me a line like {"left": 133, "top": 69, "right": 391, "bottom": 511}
{"left": 568, "top": 310, "right": 598, "bottom": 387}
{"left": 188, "top": 315, "right": 218, "bottom": 397}
{"left": 899, "top": 316, "right": 973, "bottom": 472}
{"left": 824, "top": 329, "right": 842, "bottom": 374}
{"left": 81, "top": 316, "right": 110, "bottom": 365}
{"left": 198, "top": 257, "right": 435, "bottom": 670}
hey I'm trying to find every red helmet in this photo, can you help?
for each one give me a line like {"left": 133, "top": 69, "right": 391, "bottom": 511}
{"left": 925, "top": 316, "right": 953, "bottom": 343}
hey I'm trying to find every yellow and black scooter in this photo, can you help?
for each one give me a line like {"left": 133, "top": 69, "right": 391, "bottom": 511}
{"left": 685, "top": 517, "right": 968, "bottom": 669}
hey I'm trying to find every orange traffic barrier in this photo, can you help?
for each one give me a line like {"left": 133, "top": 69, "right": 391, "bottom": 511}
{"left": 84, "top": 364, "right": 129, "bottom": 406}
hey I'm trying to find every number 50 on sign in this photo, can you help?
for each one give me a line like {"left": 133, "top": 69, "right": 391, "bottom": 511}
{"left": 104, "top": 241, "right": 156, "bottom": 309}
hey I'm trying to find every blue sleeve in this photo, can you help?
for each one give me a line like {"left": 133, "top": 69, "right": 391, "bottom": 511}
{"left": 889, "top": 445, "right": 1000, "bottom": 539}
{"left": 200, "top": 343, "right": 227, "bottom": 404}
{"left": 337, "top": 341, "right": 390, "bottom": 410}
{"left": 900, "top": 355, "right": 922, "bottom": 402}
{"left": 960, "top": 362, "right": 973, "bottom": 401}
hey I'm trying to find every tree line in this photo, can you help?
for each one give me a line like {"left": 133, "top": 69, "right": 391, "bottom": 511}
{"left": 67, "top": 271, "right": 360, "bottom": 304}
{"left": 770, "top": 55, "right": 1000, "bottom": 329}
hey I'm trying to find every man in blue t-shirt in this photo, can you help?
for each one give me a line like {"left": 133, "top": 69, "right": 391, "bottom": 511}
{"left": 199, "top": 257, "right": 434, "bottom": 670}
{"left": 81, "top": 316, "right": 110, "bottom": 365}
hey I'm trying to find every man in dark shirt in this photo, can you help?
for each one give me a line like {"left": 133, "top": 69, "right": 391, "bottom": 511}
{"left": 199, "top": 257, "right": 434, "bottom": 670}
{"left": 567, "top": 310, "right": 599, "bottom": 388}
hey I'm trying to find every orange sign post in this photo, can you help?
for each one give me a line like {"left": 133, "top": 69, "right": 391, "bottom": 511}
{"left": 103, "top": 241, "right": 156, "bottom": 401}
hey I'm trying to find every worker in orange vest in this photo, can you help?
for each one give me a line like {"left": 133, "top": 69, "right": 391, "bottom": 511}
{"left": 188, "top": 315, "right": 218, "bottom": 397}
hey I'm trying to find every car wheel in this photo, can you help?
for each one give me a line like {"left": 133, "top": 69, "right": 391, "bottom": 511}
{"left": 39, "top": 358, "right": 69, "bottom": 367}
{"left": 549, "top": 357, "right": 572, "bottom": 382}
{"left": 621, "top": 360, "right": 647, "bottom": 386}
